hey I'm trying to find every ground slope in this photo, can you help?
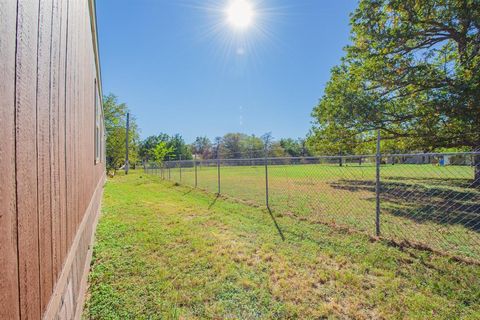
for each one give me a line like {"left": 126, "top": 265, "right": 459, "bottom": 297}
{"left": 84, "top": 171, "right": 480, "bottom": 319}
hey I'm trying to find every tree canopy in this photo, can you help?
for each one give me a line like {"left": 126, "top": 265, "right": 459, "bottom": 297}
{"left": 139, "top": 133, "right": 192, "bottom": 162}
{"left": 138, "top": 134, "right": 170, "bottom": 163}
{"left": 103, "top": 94, "right": 139, "bottom": 171}
{"left": 308, "top": 0, "right": 480, "bottom": 154}
{"left": 191, "top": 136, "right": 213, "bottom": 159}
{"left": 186, "top": 133, "right": 311, "bottom": 159}
{"left": 152, "top": 141, "right": 174, "bottom": 165}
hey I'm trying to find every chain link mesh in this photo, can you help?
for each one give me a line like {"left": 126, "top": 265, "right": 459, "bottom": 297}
{"left": 145, "top": 152, "right": 480, "bottom": 262}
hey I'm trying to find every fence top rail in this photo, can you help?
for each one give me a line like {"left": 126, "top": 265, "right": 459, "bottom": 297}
{"left": 380, "top": 151, "right": 480, "bottom": 158}
{"left": 156, "top": 151, "right": 479, "bottom": 165}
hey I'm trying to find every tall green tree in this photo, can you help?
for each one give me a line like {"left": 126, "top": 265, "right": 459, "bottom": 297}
{"left": 139, "top": 133, "right": 191, "bottom": 162}
{"left": 217, "top": 133, "right": 268, "bottom": 158}
{"left": 309, "top": 0, "right": 480, "bottom": 182}
{"left": 243, "top": 135, "right": 265, "bottom": 158}
{"left": 167, "top": 134, "right": 192, "bottom": 160}
{"left": 103, "top": 94, "right": 139, "bottom": 172}
{"left": 192, "top": 136, "right": 213, "bottom": 159}
{"left": 280, "top": 138, "right": 311, "bottom": 157}
{"left": 269, "top": 142, "right": 287, "bottom": 158}
{"left": 221, "top": 133, "right": 248, "bottom": 158}
{"left": 153, "top": 141, "right": 173, "bottom": 166}
{"left": 139, "top": 134, "right": 169, "bottom": 162}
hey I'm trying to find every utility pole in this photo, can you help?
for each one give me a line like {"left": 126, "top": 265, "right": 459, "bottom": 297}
{"left": 125, "top": 112, "right": 129, "bottom": 175}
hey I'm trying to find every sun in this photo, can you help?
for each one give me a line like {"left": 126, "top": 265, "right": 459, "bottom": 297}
{"left": 225, "top": 0, "right": 255, "bottom": 30}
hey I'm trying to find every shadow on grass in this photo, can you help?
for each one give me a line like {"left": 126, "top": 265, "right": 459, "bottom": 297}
{"left": 208, "top": 194, "right": 220, "bottom": 210}
{"left": 383, "top": 176, "right": 474, "bottom": 188}
{"left": 267, "top": 207, "right": 286, "bottom": 241}
{"left": 329, "top": 178, "right": 480, "bottom": 232}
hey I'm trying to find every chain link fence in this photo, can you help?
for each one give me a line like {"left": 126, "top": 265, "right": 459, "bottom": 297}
{"left": 145, "top": 151, "right": 480, "bottom": 263}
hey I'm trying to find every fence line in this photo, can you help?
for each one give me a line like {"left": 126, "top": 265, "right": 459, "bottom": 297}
{"left": 145, "top": 151, "right": 480, "bottom": 263}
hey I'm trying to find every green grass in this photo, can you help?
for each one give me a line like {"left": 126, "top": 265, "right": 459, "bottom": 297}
{"left": 84, "top": 171, "right": 480, "bottom": 319}
{"left": 162, "top": 163, "right": 480, "bottom": 261}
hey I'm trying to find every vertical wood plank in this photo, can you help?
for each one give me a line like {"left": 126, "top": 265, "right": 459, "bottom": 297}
{"left": 58, "top": 0, "right": 68, "bottom": 263}
{"left": 74, "top": 0, "right": 79, "bottom": 240}
{"left": 81, "top": 0, "right": 88, "bottom": 224}
{"left": 80, "top": 0, "right": 86, "bottom": 223}
{"left": 0, "top": 0, "right": 20, "bottom": 318}
{"left": 50, "top": 0, "right": 62, "bottom": 284}
{"left": 37, "top": 0, "right": 54, "bottom": 314}
{"left": 15, "top": 0, "right": 41, "bottom": 319}
{"left": 65, "top": 0, "right": 74, "bottom": 253}
{"left": 72, "top": 0, "right": 78, "bottom": 238}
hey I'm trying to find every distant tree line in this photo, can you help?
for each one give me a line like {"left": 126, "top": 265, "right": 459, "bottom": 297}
{"left": 209, "top": 133, "right": 311, "bottom": 159}
{"left": 193, "top": 133, "right": 312, "bottom": 160}
{"left": 137, "top": 132, "right": 312, "bottom": 163}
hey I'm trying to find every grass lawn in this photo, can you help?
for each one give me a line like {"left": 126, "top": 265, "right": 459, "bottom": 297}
{"left": 84, "top": 171, "right": 480, "bottom": 319}
{"left": 160, "top": 163, "right": 480, "bottom": 261}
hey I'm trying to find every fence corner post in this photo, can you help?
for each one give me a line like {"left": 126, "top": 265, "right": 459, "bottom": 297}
{"left": 375, "top": 129, "right": 381, "bottom": 237}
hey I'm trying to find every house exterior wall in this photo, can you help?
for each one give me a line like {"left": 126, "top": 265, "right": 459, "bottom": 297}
{"left": 0, "top": 0, "right": 105, "bottom": 319}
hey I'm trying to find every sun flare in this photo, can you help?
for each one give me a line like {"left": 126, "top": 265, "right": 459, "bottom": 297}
{"left": 225, "top": 0, "right": 255, "bottom": 30}
{"left": 194, "top": 0, "right": 278, "bottom": 62}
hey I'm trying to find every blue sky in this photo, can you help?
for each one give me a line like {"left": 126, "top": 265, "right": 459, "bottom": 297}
{"left": 96, "top": 0, "right": 357, "bottom": 142}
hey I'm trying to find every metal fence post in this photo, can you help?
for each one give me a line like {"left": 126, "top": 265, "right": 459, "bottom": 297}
{"left": 194, "top": 154, "right": 198, "bottom": 188}
{"left": 179, "top": 155, "right": 182, "bottom": 182}
{"left": 375, "top": 129, "right": 381, "bottom": 237}
{"left": 265, "top": 152, "right": 269, "bottom": 208}
{"left": 125, "top": 113, "right": 129, "bottom": 175}
{"left": 217, "top": 158, "right": 221, "bottom": 194}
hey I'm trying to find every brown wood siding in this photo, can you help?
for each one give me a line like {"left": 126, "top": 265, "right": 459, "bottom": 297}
{"left": 50, "top": 0, "right": 62, "bottom": 285}
{"left": 1, "top": 0, "right": 105, "bottom": 318}
{"left": 16, "top": 1, "right": 41, "bottom": 318}
{"left": 0, "top": 0, "right": 20, "bottom": 318}
{"left": 37, "top": 0, "right": 54, "bottom": 313}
